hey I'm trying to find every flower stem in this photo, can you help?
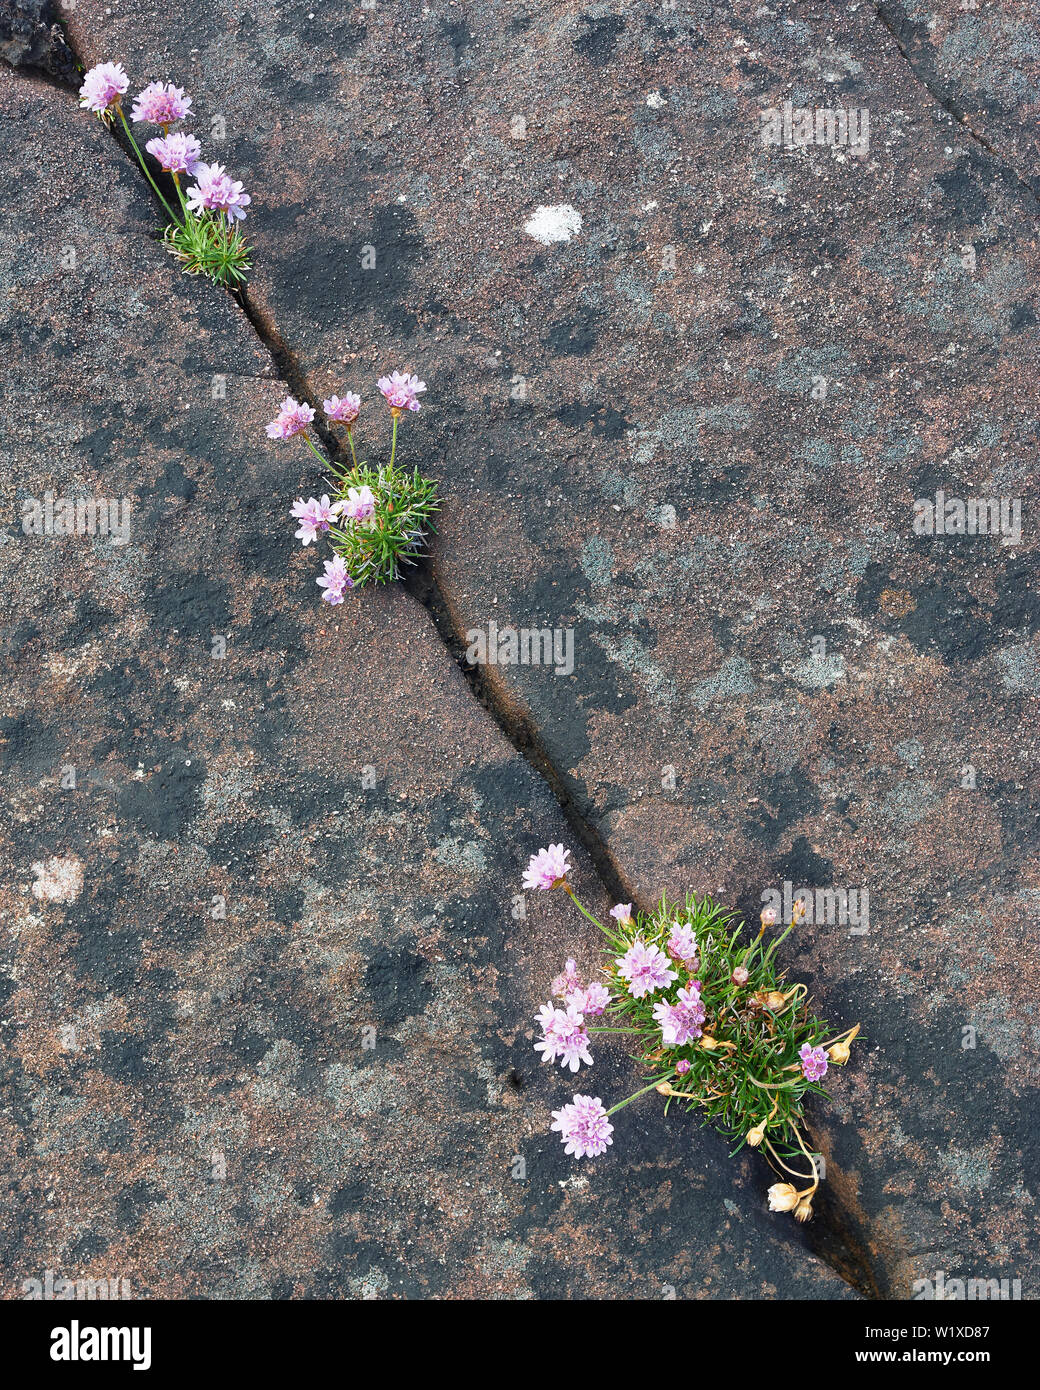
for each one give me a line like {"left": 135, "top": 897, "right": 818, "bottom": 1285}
{"left": 346, "top": 427, "right": 358, "bottom": 469}
{"left": 562, "top": 885, "right": 609, "bottom": 935}
{"left": 389, "top": 414, "right": 399, "bottom": 470}
{"left": 301, "top": 435, "right": 327, "bottom": 466}
{"left": 606, "top": 1076, "right": 673, "bottom": 1117}
{"left": 116, "top": 108, "right": 179, "bottom": 223}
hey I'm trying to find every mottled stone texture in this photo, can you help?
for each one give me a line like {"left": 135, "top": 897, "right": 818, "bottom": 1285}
{"left": 56, "top": 0, "right": 1039, "bottom": 1298}
{"left": 0, "top": 70, "right": 856, "bottom": 1299}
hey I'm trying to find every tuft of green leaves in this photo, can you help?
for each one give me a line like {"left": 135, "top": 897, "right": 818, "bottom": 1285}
{"left": 596, "top": 894, "right": 853, "bottom": 1164}
{"left": 326, "top": 460, "right": 440, "bottom": 587}
{"left": 162, "top": 213, "right": 252, "bottom": 287}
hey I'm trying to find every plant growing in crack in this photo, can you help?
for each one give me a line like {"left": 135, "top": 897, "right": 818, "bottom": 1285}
{"left": 265, "top": 371, "right": 440, "bottom": 598}
{"left": 78, "top": 62, "right": 252, "bottom": 286}
{"left": 524, "top": 844, "right": 861, "bottom": 1222}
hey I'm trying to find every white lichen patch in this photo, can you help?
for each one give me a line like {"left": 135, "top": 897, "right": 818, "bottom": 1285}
{"left": 30, "top": 855, "right": 84, "bottom": 904}
{"left": 523, "top": 204, "right": 582, "bottom": 245}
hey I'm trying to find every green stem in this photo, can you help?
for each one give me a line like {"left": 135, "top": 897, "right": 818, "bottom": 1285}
{"left": 389, "top": 414, "right": 399, "bottom": 470}
{"left": 301, "top": 434, "right": 327, "bottom": 467}
{"left": 346, "top": 427, "right": 358, "bottom": 469}
{"left": 562, "top": 886, "right": 609, "bottom": 935}
{"left": 116, "top": 108, "right": 179, "bottom": 223}
{"left": 606, "top": 1075, "right": 673, "bottom": 1117}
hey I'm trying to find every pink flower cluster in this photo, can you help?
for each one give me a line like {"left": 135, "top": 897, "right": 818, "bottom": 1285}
{"left": 551, "top": 1095, "right": 613, "bottom": 1159}
{"left": 666, "top": 921, "right": 698, "bottom": 968}
{"left": 316, "top": 556, "right": 353, "bottom": 606}
{"left": 267, "top": 397, "right": 315, "bottom": 441}
{"left": 78, "top": 62, "right": 129, "bottom": 115}
{"left": 535, "top": 954, "right": 612, "bottom": 1074}
{"left": 615, "top": 938, "right": 677, "bottom": 999}
{"left": 522, "top": 844, "right": 571, "bottom": 891}
{"left": 799, "top": 1043, "right": 828, "bottom": 1082}
{"left": 186, "top": 164, "right": 251, "bottom": 222}
{"left": 132, "top": 81, "right": 192, "bottom": 126}
{"left": 291, "top": 495, "right": 339, "bottom": 546}
{"left": 652, "top": 982, "right": 706, "bottom": 1047}
{"left": 377, "top": 371, "right": 425, "bottom": 414}
{"left": 146, "top": 132, "right": 202, "bottom": 176}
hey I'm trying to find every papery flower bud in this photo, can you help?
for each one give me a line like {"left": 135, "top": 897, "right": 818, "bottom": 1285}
{"left": 828, "top": 1040, "right": 851, "bottom": 1065}
{"left": 732, "top": 966, "right": 749, "bottom": 986}
{"left": 767, "top": 1182, "right": 800, "bottom": 1213}
{"left": 746, "top": 1122, "right": 766, "bottom": 1147}
{"left": 794, "top": 1197, "right": 814, "bottom": 1223}
{"left": 760, "top": 907, "right": 777, "bottom": 927}
{"left": 765, "top": 991, "right": 787, "bottom": 1010}
{"left": 700, "top": 1035, "right": 718, "bottom": 1050}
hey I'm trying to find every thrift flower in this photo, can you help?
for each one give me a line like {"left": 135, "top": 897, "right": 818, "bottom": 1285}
{"left": 760, "top": 907, "right": 777, "bottom": 927}
{"left": 316, "top": 555, "right": 353, "bottom": 605}
{"left": 675, "top": 1059, "right": 691, "bottom": 1075}
{"left": 610, "top": 903, "right": 634, "bottom": 927}
{"left": 186, "top": 162, "right": 251, "bottom": 222}
{"left": 551, "top": 958, "right": 582, "bottom": 999}
{"left": 522, "top": 844, "right": 571, "bottom": 891}
{"left": 568, "top": 982, "right": 611, "bottom": 1017}
{"left": 652, "top": 984, "right": 706, "bottom": 1047}
{"left": 132, "top": 81, "right": 192, "bottom": 126}
{"left": 550, "top": 1095, "right": 613, "bottom": 1159}
{"left": 377, "top": 370, "right": 426, "bottom": 414}
{"left": 732, "top": 966, "right": 749, "bottom": 986}
{"left": 145, "top": 131, "right": 202, "bottom": 175}
{"left": 79, "top": 62, "right": 129, "bottom": 115}
{"left": 799, "top": 1044, "right": 828, "bottom": 1082}
{"left": 266, "top": 397, "right": 315, "bottom": 440}
{"left": 767, "top": 1182, "right": 800, "bottom": 1213}
{"left": 534, "top": 1004, "right": 592, "bottom": 1073}
{"left": 615, "top": 938, "right": 677, "bottom": 999}
{"left": 666, "top": 922, "right": 698, "bottom": 966}
{"left": 325, "top": 393, "right": 361, "bottom": 424}
{"left": 291, "top": 496, "right": 339, "bottom": 546}
{"left": 341, "top": 485, "right": 376, "bottom": 523}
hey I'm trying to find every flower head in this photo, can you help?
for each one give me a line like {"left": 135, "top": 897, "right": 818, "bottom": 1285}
{"left": 767, "top": 1182, "right": 800, "bottom": 1213}
{"left": 731, "top": 965, "right": 749, "bottom": 986}
{"left": 377, "top": 370, "right": 426, "bottom": 414}
{"left": 551, "top": 958, "right": 582, "bottom": 999}
{"left": 675, "top": 1059, "right": 691, "bottom": 1075}
{"left": 316, "top": 555, "right": 353, "bottom": 605}
{"left": 799, "top": 1043, "right": 828, "bottom": 1082}
{"left": 186, "top": 162, "right": 251, "bottom": 222}
{"left": 325, "top": 392, "right": 361, "bottom": 425}
{"left": 266, "top": 397, "right": 315, "bottom": 440}
{"left": 828, "top": 1040, "right": 851, "bottom": 1065}
{"left": 568, "top": 982, "right": 611, "bottom": 1017}
{"left": 131, "top": 81, "right": 192, "bottom": 126}
{"left": 652, "top": 983, "right": 706, "bottom": 1046}
{"left": 666, "top": 922, "right": 698, "bottom": 967}
{"left": 794, "top": 1198, "right": 814, "bottom": 1223}
{"left": 341, "top": 485, "right": 376, "bottom": 523}
{"left": 550, "top": 1095, "right": 613, "bottom": 1159}
{"left": 145, "top": 131, "right": 202, "bottom": 175}
{"left": 522, "top": 844, "right": 571, "bottom": 891}
{"left": 615, "top": 938, "right": 677, "bottom": 999}
{"left": 291, "top": 495, "right": 339, "bottom": 546}
{"left": 760, "top": 907, "right": 777, "bottom": 927}
{"left": 79, "top": 62, "right": 129, "bottom": 115}
{"left": 534, "top": 1003, "right": 592, "bottom": 1073}
{"left": 609, "top": 902, "right": 634, "bottom": 927}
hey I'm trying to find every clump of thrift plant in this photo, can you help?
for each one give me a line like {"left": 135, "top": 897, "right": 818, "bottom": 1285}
{"left": 266, "top": 372, "right": 439, "bottom": 597}
{"left": 78, "top": 62, "right": 252, "bottom": 286}
{"left": 524, "top": 846, "right": 861, "bottom": 1221}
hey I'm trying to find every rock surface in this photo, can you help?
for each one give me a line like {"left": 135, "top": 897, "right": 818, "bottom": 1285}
{"left": 0, "top": 68, "right": 856, "bottom": 1299}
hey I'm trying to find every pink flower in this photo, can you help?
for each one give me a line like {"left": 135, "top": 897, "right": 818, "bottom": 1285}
{"left": 291, "top": 496, "right": 339, "bottom": 545}
{"left": 799, "top": 1044, "right": 828, "bottom": 1082}
{"left": 732, "top": 966, "right": 749, "bottom": 986}
{"left": 667, "top": 922, "right": 698, "bottom": 966}
{"left": 652, "top": 984, "right": 706, "bottom": 1046}
{"left": 340, "top": 485, "right": 376, "bottom": 522}
{"left": 615, "top": 938, "right": 677, "bottom": 999}
{"left": 675, "top": 1059, "right": 691, "bottom": 1075}
{"left": 550, "top": 1095, "right": 613, "bottom": 1159}
{"left": 551, "top": 958, "right": 582, "bottom": 999}
{"left": 325, "top": 393, "right": 361, "bottom": 424}
{"left": 186, "top": 162, "right": 251, "bottom": 222}
{"left": 522, "top": 844, "right": 571, "bottom": 891}
{"left": 534, "top": 1003, "right": 592, "bottom": 1073}
{"left": 145, "top": 131, "right": 202, "bottom": 175}
{"left": 266, "top": 397, "right": 315, "bottom": 440}
{"left": 316, "top": 555, "right": 353, "bottom": 605}
{"left": 760, "top": 907, "right": 778, "bottom": 927}
{"left": 568, "top": 982, "right": 611, "bottom": 1017}
{"left": 609, "top": 902, "right": 634, "bottom": 926}
{"left": 79, "top": 62, "right": 129, "bottom": 115}
{"left": 377, "top": 370, "right": 426, "bottom": 414}
{"left": 131, "top": 81, "right": 192, "bottom": 126}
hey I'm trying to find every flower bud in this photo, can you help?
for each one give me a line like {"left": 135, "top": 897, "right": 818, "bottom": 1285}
{"left": 767, "top": 1182, "right": 800, "bottom": 1213}
{"left": 765, "top": 991, "right": 787, "bottom": 1010}
{"left": 700, "top": 1035, "right": 718, "bottom": 1050}
{"left": 746, "top": 1122, "right": 766, "bottom": 1147}
{"left": 760, "top": 907, "right": 777, "bottom": 927}
{"left": 794, "top": 1198, "right": 814, "bottom": 1223}
{"left": 731, "top": 966, "right": 749, "bottom": 986}
{"left": 828, "top": 1040, "right": 851, "bottom": 1065}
